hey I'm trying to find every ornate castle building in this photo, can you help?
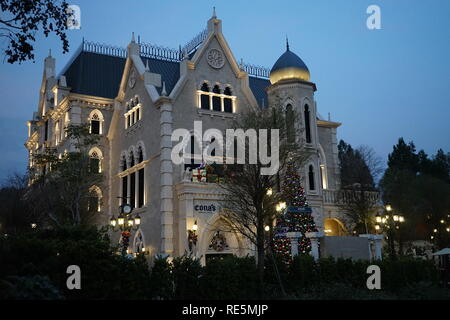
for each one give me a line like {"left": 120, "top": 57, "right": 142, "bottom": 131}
{"left": 25, "top": 13, "right": 351, "bottom": 263}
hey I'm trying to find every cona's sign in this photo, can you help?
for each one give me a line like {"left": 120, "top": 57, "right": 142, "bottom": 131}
{"left": 194, "top": 202, "right": 218, "bottom": 214}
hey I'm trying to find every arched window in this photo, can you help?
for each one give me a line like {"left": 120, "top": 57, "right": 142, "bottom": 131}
{"left": 129, "top": 152, "right": 135, "bottom": 168}
{"left": 200, "top": 83, "right": 210, "bottom": 110}
{"left": 212, "top": 85, "right": 221, "bottom": 111}
{"left": 285, "top": 104, "right": 295, "bottom": 143}
{"left": 89, "top": 110, "right": 103, "bottom": 135}
{"left": 137, "top": 147, "right": 143, "bottom": 163}
{"left": 224, "top": 87, "right": 233, "bottom": 113}
{"left": 134, "top": 231, "right": 145, "bottom": 254}
{"left": 88, "top": 186, "right": 102, "bottom": 213}
{"left": 304, "top": 104, "right": 311, "bottom": 143}
{"left": 121, "top": 154, "right": 127, "bottom": 171}
{"left": 308, "top": 165, "right": 315, "bottom": 191}
{"left": 89, "top": 149, "right": 101, "bottom": 173}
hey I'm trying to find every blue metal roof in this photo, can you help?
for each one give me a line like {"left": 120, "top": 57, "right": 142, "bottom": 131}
{"left": 248, "top": 76, "right": 270, "bottom": 108}
{"left": 270, "top": 49, "right": 309, "bottom": 74}
{"left": 62, "top": 49, "right": 270, "bottom": 107}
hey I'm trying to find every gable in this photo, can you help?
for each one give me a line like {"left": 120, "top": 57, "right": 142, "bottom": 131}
{"left": 59, "top": 41, "right": 270, "bottom": 106}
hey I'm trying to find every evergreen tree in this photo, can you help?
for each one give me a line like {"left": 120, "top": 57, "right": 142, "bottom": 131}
{"left": 273, "top": 163, "right": 317, "bottom": 263}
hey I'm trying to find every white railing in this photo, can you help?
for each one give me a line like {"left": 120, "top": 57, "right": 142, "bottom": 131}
{"left": 323, "top": 189, "right": 379, "bottom": 205}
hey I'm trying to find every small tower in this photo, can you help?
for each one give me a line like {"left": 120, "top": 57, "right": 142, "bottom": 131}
{"left": 267, "top": 40, "right": 317, "bottom": 147}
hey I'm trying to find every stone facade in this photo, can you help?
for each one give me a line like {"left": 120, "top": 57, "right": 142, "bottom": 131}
{"left": 25, "top": 13, "right": 348, "bottom": 263}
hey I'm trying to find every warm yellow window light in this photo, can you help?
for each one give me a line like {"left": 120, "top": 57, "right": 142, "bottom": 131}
{"left": 385, "top": 205, "right": 392, "bottom": 212}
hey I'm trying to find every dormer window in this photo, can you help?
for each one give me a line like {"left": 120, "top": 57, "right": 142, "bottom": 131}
{"left": 197, "top": 82, "right": 235, "bottom": 113}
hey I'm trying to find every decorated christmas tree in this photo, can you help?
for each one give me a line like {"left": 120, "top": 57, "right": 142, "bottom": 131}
{"left": 272, "top": 163, "right": 318, "bottom": 263}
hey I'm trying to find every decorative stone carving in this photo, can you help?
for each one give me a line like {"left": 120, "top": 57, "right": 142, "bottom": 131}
{"left": 206, "top": 49, "right": 225, "bottom": 69}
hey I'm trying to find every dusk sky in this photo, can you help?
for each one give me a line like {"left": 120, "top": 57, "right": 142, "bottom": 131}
{"left": 1, "top": 0, "right": 449, "bottom": 182}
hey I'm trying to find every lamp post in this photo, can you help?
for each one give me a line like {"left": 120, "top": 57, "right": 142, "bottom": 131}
{"left": 110, "top": 203, "right": 141, "bottom": 256}
{"left": 375, "top": 205, "right": 405, "bottom": 259}
{"left": 188, "top": 220, "right": 198, "bottom": 251}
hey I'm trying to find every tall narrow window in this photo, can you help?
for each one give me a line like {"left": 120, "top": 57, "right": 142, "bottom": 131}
{"left": 320, "top": 165, "right": 328, "bottom": 189}
{"left": 88, "top": 188, "right": 100, "bottom": 213}
{"left": 89, "top": 110, "right": 103, "bottom": 135}
{"left": 304, "top": 105, "right": 311, "bottom": 143}
{"left": 286, "top": 104, "right": 295, "bottom": 143}
{"left": 138, "top": 168, "right": 144, "bottom": 207}
{"left": 90, "top": 114, "right": 100, "bottom": 134}
{"left": 308, "top": 165, "right": 315, "bottom": 191}
{"left": 122, "top": 176, "right": 127, "bottom": 205}
{"left": 212, "top": 85, "right": 221, "bottom": 111}
{"left": 44, "top": 120, "right": 49, "bottom": 141}
{"left": 129, "top": 153, "right": 135, "bottom": 168}
{"left": 121, "top": 155, "right": 127, "bottom": 171}
{"left": 200, "top": 83, "right": 210, "bottom": 110}
{"left": 130, "top": 172, "right": 136, "bottom": 208}
{"left": 89, "top": 151, "right": 100, "bottom": 173}
{"left": 137, "top": 146, "right": 144, "bottom": 163}
{"left": 54, "top": 122, "right": 60, "bottom": 145}
{"left": 224, "top": 87, "right": 233, "bottom": 113}
{"left": 185, "top": 135, "right": 201, "bottom": 171}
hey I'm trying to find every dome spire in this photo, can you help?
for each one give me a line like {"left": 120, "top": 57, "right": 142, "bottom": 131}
{"left": 286, "top": 36, "right": 289, "bottom": 51}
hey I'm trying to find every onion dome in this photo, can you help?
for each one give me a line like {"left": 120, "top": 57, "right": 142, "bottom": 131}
{"left": 269, "top": 39, "right": 310, "bottom": 84}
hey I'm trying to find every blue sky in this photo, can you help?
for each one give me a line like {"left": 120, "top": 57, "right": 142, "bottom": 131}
{"left": 1, "top": 0, "right": 449, "bottom": 182}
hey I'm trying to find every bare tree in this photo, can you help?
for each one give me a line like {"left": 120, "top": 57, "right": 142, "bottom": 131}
{"left": 218, "top": 100, "right": 311, "bottom": 297}
{"left": 338, "top": 140, "right": 381, "bottom": 233}
{"left": 357, "top": 145, "right": 384, "bottom": 183}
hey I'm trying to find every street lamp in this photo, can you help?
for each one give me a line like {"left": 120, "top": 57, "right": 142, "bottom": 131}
{"left": 374, "top": 204, "right": 405, "bottom": 259}
{"left": 375, "top": 212, "right": 382, "bottom": 223}
{"left": 188, "top": 220, "right": 198, "bottom": 251}
{"left": 109, "top": 203, "right": 141, "bottom": 255}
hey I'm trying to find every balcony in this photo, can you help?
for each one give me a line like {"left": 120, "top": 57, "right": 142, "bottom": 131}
{"left": 323, "top": 189, "right": 380, "bottom": 206}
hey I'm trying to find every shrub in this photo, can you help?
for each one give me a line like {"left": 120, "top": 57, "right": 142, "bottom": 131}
{"left": 172, "top": 254, "right": 202, "bottom": 300}
{"left": 200, "top": 255, "right": 258, "bottom": 299}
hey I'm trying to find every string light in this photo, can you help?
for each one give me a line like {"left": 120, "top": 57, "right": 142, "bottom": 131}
{"left": 272, "top": 163, "right": 317, "bottom": 264}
